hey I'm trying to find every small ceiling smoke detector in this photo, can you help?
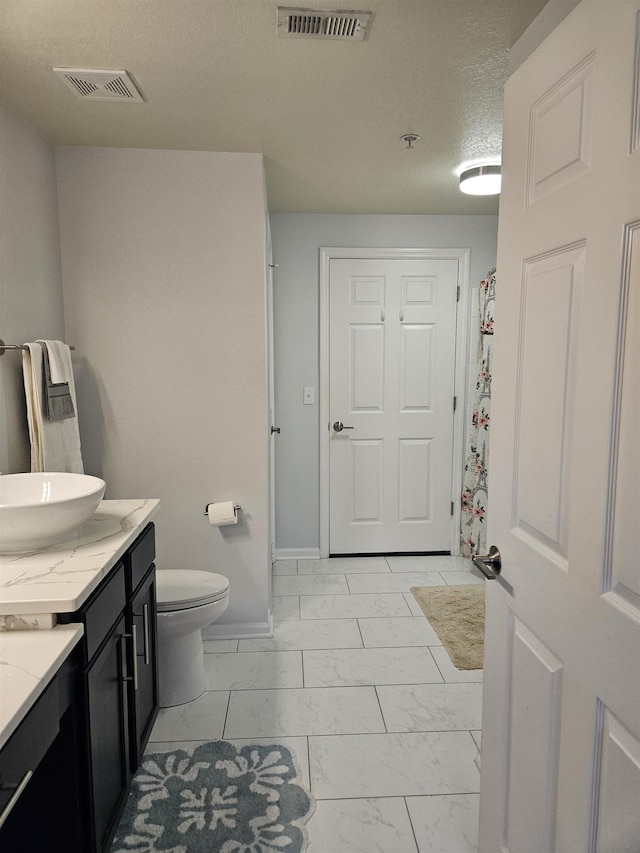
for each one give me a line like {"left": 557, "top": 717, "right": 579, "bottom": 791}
{"left": 277, "top": 7, "right": 372, "bottom": 40}
{"left": 401, "top": 134, "right": 420, "bottom": 149}
{"left": 53, "top": 68, "right": 144, "bottom": 102}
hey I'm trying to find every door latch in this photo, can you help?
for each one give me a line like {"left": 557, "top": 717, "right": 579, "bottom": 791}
{"left": 472, "top": 545, "right": 502, "bottom": 580}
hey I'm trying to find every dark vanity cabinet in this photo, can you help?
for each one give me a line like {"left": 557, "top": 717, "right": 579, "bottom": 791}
{"left": 0, "top": 522, "right": 158, "bottom": 853}
{"left": 126, "top": 523, "right": 158, "bottom": 770}
{"left": 60, "top": 522, "right": 159, "bottom": 852}
{"left": 0, "top": 649, "right": 85, "bottom": 853}
{"left": 85, "top": 604, "right": 131, "bottom": 852}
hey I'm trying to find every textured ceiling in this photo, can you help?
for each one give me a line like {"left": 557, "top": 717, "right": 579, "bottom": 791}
{"left": 0, "top": 0, "right": 548, "bottom": 213}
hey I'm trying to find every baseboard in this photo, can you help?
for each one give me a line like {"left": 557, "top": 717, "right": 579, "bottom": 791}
{"left": 274, "top": 548, "right": 320, "bottom": 561}
{"left": 202, "top": 616, "right": 273, "bottom": 640}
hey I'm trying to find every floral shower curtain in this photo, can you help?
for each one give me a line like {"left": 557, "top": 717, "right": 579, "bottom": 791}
{"left": 461, "top": 269, "right": 495, "bottom": 557}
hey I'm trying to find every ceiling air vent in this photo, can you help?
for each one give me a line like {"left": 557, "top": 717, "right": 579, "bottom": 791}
{"left": 53, "top": 68, "right": 144, "bottom": 102}
{"left": 277, "top": 7, "right": 372, "bottom": 41}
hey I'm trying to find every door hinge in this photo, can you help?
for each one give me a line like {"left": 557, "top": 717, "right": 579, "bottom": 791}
{"left": 453, "top": 396, "right": 457, "bottom": 412}
{"left": 456, "top": 285, "right": 460, "bottom": 302}
{"left": 451, "top": 501, "right": 455, "bottom": 516}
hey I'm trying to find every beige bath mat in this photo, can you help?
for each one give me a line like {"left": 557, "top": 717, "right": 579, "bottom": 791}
{"left": 411, "top": 584, "right": 485, "bottom": 670}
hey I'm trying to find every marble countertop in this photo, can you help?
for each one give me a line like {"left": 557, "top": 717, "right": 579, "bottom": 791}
{"left": 0, "top": 499, "right": 160, "bottom": 617}
{"left": 0, "top": 623, "right": 84, "bottom": 749}
{"left": 0, "top": 499, "right": 159, "bottom": 750}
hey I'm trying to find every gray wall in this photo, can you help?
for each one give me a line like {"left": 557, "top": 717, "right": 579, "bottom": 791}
{"left": 0, "top": 105, "right": 65, "bottom": 473}
{"left": 0, "top": 108, "right": 498, "bottom": 619}
{"left": 56, "top": 148, "right": 271, "bottom": 635}
{"left": 269, "top": 213, "right": 498, "bottom": 552}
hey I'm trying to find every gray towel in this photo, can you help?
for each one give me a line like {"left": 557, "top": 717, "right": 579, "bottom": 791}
{"left": 40, "top": 341, "right": 76, "bottom": 420}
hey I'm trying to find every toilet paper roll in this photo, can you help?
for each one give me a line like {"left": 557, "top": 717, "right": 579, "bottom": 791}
{"left": 207, "top": 501, "right": 238, "bottom": 526}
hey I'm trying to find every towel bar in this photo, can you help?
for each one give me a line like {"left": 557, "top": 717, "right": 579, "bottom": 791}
{"left": 0, "top": 340, "right": 76, "bottom": 356}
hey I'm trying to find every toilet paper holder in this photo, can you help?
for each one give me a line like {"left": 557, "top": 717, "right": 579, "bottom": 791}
{"left": 203, "top": 504, "right": 241, "bottom": 517}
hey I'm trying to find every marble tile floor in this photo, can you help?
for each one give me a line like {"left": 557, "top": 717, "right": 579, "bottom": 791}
{"left": 148, "top": 554, "right": 484, "bottom": 852}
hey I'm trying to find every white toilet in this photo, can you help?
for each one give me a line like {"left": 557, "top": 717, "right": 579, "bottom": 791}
{"left": 155, "top": 569, "right": 230, "bottom": 707}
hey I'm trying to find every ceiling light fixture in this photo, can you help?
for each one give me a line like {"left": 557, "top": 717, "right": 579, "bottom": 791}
{"left": 459, "top": 164, "right": 501, "bottom": 195}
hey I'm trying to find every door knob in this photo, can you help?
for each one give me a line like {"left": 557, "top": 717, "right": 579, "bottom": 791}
{"left": 472, "top": 545, "right": 502, "bottom": 580}
{"left": 333, "top": 421, "right": 355, "bottom": 432}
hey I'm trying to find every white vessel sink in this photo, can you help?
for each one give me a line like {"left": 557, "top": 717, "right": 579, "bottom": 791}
{"left": 0, "top": 472, "right": 106, "bottom": 552}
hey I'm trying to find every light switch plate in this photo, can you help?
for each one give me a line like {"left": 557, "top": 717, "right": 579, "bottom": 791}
{"left": 303, "top": 386, "right": 315, "bottom": 405}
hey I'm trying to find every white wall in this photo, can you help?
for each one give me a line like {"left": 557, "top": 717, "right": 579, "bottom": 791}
{"left": 269, "top": 213, "right": 498, "bottom": 552}
{"left": 56, "top": 148, "right": 270, "bottom": 634}
{"left": 0, "top": 105, "right": 65, "bottom": 473}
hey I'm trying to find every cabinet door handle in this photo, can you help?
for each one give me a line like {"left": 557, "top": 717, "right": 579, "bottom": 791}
{"left": 142, "top": 603, "right": 150, "bottom": 666}
{"left": 131, "top": 628, "right": 138, "bottom": 691}
{"left": 121, "top": 632, "right": 139, "bottom": 691}
{"left": 0, "top": 770, "right": 33, "bottom": 829}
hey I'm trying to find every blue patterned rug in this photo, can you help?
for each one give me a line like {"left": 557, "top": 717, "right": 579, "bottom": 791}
{"left": 111, "top": 742, "right": 315, "bottom": 852}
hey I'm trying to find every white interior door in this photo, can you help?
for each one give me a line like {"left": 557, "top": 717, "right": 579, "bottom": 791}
{"left": 479, "top": 3, "right": 640, "bottom": 851}
{"left": 329, "top": 257, "right": 459, "bottom": 554}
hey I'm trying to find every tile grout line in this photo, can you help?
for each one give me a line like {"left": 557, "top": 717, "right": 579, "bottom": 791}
{"left": 427, "top": 645, "right": 448, "bottom": 683}
{"left": 310, "top": 793, "right": 479, "bottom": 802}
{"left": 306, "top": 735, "right": 312, "bottom": 794}
{"left": 208, "top": 675, "right": 479, "bottom": 691}
{"left": 402, "top": 795, "right": 421, "bottom": 853}
{"left": 373, "top": 685, "right": 389, "bottom": 733}
{"left": 221, "top": 689, "right": 232, "bottom": 739}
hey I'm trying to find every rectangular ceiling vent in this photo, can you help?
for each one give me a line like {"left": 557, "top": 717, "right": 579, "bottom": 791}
{"left": 277, "top": 7, "right": 372, "bottom": 41}
{"left": 53, "top": 68, "right": 144, "bottom": 102}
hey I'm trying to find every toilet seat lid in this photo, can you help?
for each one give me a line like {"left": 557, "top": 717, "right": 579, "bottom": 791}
{"left": 156, "top": 569, "right": 230, "bottom": 611}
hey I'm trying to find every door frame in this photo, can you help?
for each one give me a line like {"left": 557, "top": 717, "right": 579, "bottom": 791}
{"left": 266, "top": 218, "right": 275, "bottom": 634}
{"left": 319, "top": 246, "right": 471, "bottom": 558}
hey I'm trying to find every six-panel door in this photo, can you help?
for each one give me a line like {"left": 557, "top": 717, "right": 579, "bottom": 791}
{"left": 329, "top": 257, "right": 459, "bottom": 553}
{"left": 479, "top": 3, "right": 640, "bottom": 850}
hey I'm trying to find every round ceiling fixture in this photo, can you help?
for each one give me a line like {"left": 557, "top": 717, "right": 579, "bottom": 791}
{"left": 459, "top": 164, "right": 501, "bottom": 195}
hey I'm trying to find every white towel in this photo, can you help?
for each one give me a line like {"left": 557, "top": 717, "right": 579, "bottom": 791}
{"left": 22, "top": 342, "right": 84, "bottom": 473}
